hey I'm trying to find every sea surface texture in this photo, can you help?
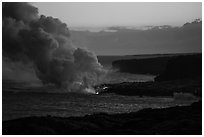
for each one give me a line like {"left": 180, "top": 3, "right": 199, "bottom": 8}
{"left": 3, "top": 74, "right": 198, "bottom": 121}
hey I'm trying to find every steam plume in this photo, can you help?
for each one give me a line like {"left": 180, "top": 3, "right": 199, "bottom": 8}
{"left": 2, "top": 2, "right": 105, "bottom": 93}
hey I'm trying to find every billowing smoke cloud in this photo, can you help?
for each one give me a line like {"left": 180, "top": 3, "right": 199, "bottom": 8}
{"left": 3, "top": 2, "right": 105, "bottom": 93}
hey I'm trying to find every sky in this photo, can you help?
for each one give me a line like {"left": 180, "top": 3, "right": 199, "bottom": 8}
{"left": 32, "top": 2, "right": 202, "bottom": 28}
{"left": 30, "top": 2, "right": 202, "bottom": 55}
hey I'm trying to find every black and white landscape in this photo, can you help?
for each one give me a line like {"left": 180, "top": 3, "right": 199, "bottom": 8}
{"left": 2, "top": 2, "right": 202, "bottom": 135}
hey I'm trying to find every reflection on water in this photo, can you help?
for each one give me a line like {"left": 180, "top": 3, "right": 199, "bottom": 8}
{"left": 2, "top": 73, "right": 198, "bottom": 121}
{"left": 3, "top": 91, "right": 198, "bottom": 121}
{"left": 101, "top": 71, "right": 155, "bottom": 84}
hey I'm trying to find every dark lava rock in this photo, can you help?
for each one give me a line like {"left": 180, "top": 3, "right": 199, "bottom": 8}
{"left": 155, "top": 54, "right": 202, "bottom": 81}
{"left": 3, "top": 101, "right": 202, "bottom": 135}
{"left": 112, "top": 56, "right": 171, "bottom": 75}
{"left": 98, "top": 79, "right": 201, "bottom": 97}
{"left": 111, "top": 54, "right": 201, "bottom": 78}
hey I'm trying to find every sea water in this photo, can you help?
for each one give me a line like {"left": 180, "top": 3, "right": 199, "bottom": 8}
{"left": 3, "top": 91, "right": 198, "bottom": 121}
{"left": 2, "top": 73, "right": 198, "bottom": 121}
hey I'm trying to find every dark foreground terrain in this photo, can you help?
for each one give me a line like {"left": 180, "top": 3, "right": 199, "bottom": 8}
{"left": 3, "top": 101, "right": 201, "bottom": 135}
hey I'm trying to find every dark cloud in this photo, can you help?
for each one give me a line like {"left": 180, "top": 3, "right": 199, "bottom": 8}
{"left": 3, "top": 2, "right": 38, "bottom": 23}
{"left": 2, "top": 2, "right": 105, "bottom": 93}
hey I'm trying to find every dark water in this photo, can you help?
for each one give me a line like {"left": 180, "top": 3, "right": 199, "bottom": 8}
{"left": 2, "top": 73, "right": 199, "bottom": 121}
{"left": 3, "top": 91, "right": 198, "bottom": 121}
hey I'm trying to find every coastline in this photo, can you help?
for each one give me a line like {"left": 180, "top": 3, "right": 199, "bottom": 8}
{"left": 3, "top": 101, "right": 201, "bottom": 135}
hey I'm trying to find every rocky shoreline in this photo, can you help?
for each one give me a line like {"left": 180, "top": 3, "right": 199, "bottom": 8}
{"left": 98, "top": 54, "right": 202, "bottom": 97}
{"left": 96, "top": 79, "right": 201, "bottom": 97}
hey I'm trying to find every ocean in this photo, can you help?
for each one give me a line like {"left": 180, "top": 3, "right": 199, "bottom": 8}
{"left": 2, "top": 72, "right": 198, "bottom": 121}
